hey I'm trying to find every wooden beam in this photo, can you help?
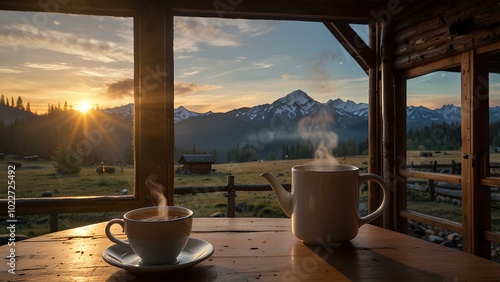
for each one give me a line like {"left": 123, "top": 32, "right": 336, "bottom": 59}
{"left": 381, "top": 22, "right": 396, "bottom": 230}
{"left": 461, "top": 50, "right": 491, "bottom": 257}
{"left": 323, "top": 21, "right": 376, "bottom": 74}
{"left": 368, "top": 22, "right": 383, "bottom": 227}
{"left": 400, "top": 210, "right": 463, "bottom": 234}
{"left": 394, "top": 72, "right": 407, "bottom": 233}
{"left": 169, "top": 0, "right": 385, "bottom": 22}
{"left": 135, "top": 1, "right": 174, "bottom": 206}
{"left": 0, "top": 0, "right": 138, "bottom": 16}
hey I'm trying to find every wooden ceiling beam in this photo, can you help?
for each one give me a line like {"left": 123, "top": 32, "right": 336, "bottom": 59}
{"left": 168, "top": 0, "right": 384, "bottom": 22}
{"left": 323, "top": 21, "right": 376, "bottom": 74}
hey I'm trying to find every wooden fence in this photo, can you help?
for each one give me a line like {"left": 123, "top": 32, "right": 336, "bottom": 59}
{"left": 406, "top": 161, "right": 500, "bottom": 201}
{"left": 44, "top": 176, "right": 288, "bottom": 232}
{"left": 29, "top": 165, "right": 500, "bottom": 232}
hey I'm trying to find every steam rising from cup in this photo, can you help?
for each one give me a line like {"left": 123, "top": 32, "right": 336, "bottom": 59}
{"left": 145, "top": 175, "right": 168, "bottom": 220}
{"left": 298, "top": 106, "right": 338, "bottom": 164}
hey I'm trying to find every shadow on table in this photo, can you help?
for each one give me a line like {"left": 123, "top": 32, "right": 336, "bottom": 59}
{"left": 106, "top": 265, "right": 248, "bottom": 282}
{"left": 298, "top": 241, "right": 443, "bottom": 281}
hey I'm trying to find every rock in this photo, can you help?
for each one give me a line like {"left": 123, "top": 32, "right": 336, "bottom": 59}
{"left": 441, "top": 240, "right": 457, "bottom": 248}
{"left": 427, "top": 235, "right": 445, "bottom": 244}
{"left": 446, "top": 232, "right": 461, "bottom": 242}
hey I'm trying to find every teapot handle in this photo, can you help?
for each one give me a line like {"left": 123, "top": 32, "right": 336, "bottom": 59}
{"left": 357, "top": 173, "right": 390, "bottom": 227}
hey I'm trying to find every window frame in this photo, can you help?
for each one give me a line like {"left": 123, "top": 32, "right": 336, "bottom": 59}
{"left": 395, "top": 43, "right": 500, "bottom": 257}
{"left": 0, "top": 0, "right": 161, "bottom": 214}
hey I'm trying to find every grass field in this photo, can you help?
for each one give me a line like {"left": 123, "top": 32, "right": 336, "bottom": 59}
{"left": 1, "top": 151, "right": 500, "bottom": 238}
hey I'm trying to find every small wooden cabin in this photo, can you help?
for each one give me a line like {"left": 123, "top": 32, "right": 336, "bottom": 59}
{"left": 178, "top": 154, "right": 216, "bottom": 174}
{"left": 1, "top": 0, "right": 499, "bottom": 261}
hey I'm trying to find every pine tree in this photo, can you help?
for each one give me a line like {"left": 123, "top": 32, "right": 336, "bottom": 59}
{"left": 16, "top": 96, "right": 24, "bottom": 110}
{"left": 51, "top": 135, "right": 83, "bottom": 174}
{"left": 0, "top": 94, "right": 4, "bottom": 105}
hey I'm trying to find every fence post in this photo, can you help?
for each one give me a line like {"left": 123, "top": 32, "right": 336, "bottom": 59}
{"left": 226, "top": 175, "right": 236, "bottom": 217}
{"left": 427, "top": 179, "right": 435, "bottom": 201}
{"left": 50, "top": 213, "right": 58, "bottom": 232}
{"left": 431, "top": 161, "right": 437, "bottom": 172}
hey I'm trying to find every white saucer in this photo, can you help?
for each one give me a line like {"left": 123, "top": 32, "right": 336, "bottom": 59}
{"left": 102, "top": 237, "right": 214, "bottom": 276}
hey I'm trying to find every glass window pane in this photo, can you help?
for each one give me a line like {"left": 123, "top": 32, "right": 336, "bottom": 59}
{"left": 489, "top": 53, "right": 500, "bottom": 175}
{"left": 172, "top": 17, "right": 369, "bottom": 215}
{"left": 0, "top": 11, "right": 135, "bottom": 198}
{"left": 406, "top": 69, "right": 462, "bottom": 222}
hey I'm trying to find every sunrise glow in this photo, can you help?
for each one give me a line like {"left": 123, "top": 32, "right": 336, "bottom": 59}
{"left": 76, "top": 102, "right": 91, "bottom": 113}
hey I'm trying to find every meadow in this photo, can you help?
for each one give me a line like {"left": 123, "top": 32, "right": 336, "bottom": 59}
{"left": 1, "top": 151, "right": 500, "bottom": 238}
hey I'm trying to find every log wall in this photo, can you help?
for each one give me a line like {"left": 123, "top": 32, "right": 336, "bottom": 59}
{"left": 393, "top": 0, "right": 500, "bottom": 70}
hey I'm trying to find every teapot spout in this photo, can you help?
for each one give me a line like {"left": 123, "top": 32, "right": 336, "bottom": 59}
{"left": 260, "top": 172, "right": 293, "bottom": 217}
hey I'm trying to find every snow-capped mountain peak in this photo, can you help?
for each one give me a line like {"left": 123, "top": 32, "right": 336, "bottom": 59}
{"left": 174, "top": 106, "right": 212, "bottom": 123}
{"left": 104, "top": 103, "right": 134, "bottom": 117}
{"left": 277, "top": 89, "right": 315, "bottom": 106}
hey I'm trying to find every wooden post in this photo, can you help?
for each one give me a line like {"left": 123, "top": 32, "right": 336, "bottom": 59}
{"left": 50, "top": 213, "right": 58, "bottom": 233}
{"left": 394, "top": 68, "right": 408, "bottom": 233}
{"left": 136, "top": 2, "right": 175, "bottom": 206}
{"left": 427, "top": 179, "right": 435, "bottom": 201}
{"left": 226, "top": 175, "right": 236, "bottom": 218}
{"left": 368, "top": 22, "right": 384, "bottom": 227}
{"left": 461, "top": 50, "right": 491, "bottom": 257}
{"left": 431, "top": 161, "right": 437, "bottom": 172}
{"left": 381, "top": 22, "right": 396, "bottom": 230}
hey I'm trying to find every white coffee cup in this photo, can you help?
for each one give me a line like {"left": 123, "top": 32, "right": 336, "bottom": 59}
{"left": 105, "top": 206, "right": 193, "bottom": 264}
{"left": 262, "top": 164, "right": 389, "bottom": 245}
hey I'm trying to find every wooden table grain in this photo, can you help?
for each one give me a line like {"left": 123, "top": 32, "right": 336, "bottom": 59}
{"left": 1, "top": 218, "right": 499, "bottom": 281}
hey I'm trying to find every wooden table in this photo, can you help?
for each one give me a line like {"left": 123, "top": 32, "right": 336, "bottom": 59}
{"left": 1, "top": 218, "right": 499, "bottom": 281}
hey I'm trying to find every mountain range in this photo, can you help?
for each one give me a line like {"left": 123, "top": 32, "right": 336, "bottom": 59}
{"left": 105, "top": 89, "right": 500, "bottom": 130}
{"left": 105, "top": 89, "right": 500, "bottom": 161}
{"left": 3, "top": 89, "right": 500, "bottom": 162}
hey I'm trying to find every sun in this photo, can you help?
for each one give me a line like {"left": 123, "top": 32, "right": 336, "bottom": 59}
{"left": 76, "top": 102, "right": 91, "bottom": 113}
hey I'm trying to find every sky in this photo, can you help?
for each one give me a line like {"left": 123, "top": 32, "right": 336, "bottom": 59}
{"left": 0, "top": 10, "right": 499, "bottom": 115}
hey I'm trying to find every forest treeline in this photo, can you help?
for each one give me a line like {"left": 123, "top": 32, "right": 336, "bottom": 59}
{"left": 0, "top": 94, "right": 31, "bottom": 112}
{"left": 221, "top": 121, "right": 498, "bottom": 163}
{"left": 0, "top": 94, "right": 75, "bottom": 114}
{"left": 0, "top": 108, "right": 133, "bottom": 166}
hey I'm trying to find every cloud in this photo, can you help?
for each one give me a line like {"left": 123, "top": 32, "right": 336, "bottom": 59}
{"left": 175, "top": 82, "right": 222, "bottom": 95}
{"left": 23, "top": 62, "right": 72, "bottom": 70}
{"left": 174, "top": 17, "right": 275, "bottom": 53}
{"left": 179, "top": 67, "right": 210, "bottom": 78}
{"left": 106, "top": 78, "right": 134, "bottom": 99}
{"left": 253, "top": 62, "right": 273, "bottom": 69}
{"left": 0, "top": 67, "right": 22, "bottom": 73}
{"left": 0, "top": 23, "right": 133, "bottom": 63}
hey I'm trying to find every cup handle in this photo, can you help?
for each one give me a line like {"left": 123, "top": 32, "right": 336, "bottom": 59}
{"left": 357, "top": 173, "right": 390, "bottom": 227}
{"left": 105, "top": 219, "right": 130, "bottom": 248}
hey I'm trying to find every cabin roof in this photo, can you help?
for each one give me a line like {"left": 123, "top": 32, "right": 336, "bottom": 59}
{"left": 179, "top": 154, "right": 216, "bottom": 164}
